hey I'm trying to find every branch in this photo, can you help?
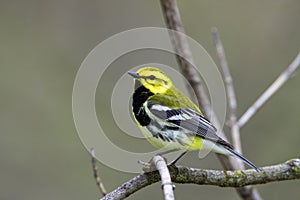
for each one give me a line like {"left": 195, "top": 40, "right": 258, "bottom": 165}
{"left": 140, "top": 156, "right": 175, "bottom": 200}
{"left": 211, "top": 27, "right": 242, "bottom": 156}
{"left": 100, "top": 159, "right": 300, "bottom": 200}
{"left": 100, "top": 172, "right": 156, "bottom": 200}
{"left": 238, "top": 52, "right": 300, "bottom": 127}
{"left": 174, "top": 159, "right": 300, "bottom": 186}
{"left": 151, "top": 156, "right": 175, "bottom": 200}
{"left": 91, "top": 148, "right": 107, "bottom": 196}
{"left": 159, "top": 0, "right": 259, "bottom": 199}
{"left": 159, "top": 0, "right": 211, "bottom": 116}
{"left": 159, "top": 0, "right": 238, "bottom": 164}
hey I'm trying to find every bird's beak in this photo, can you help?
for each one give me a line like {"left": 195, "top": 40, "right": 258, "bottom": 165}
{"left": 128, "top": 71, "right": 140, "bottom": 79}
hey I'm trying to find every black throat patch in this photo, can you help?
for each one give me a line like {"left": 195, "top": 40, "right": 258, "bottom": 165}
{"left": 132, "top": 80, "right": 154, "bottom": 126}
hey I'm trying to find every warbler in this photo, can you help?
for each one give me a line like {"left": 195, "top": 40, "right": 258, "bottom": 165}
{"left": 128, "top": 66, "right": 260, "bottom": 171}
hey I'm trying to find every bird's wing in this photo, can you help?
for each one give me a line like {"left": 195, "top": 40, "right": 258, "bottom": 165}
{"left": 146, "top": 94, "right": 233, "bottom": 148}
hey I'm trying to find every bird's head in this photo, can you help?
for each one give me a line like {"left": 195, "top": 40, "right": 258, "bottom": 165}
{"left": 128, "top": 67, "right": 172, "bottom": 94}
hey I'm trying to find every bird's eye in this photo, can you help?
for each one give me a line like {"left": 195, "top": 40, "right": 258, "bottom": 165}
{"left": 148, "top": 75, "right": 155, "bottom": 80}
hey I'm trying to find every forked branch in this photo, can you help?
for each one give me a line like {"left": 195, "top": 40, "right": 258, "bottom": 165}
{"left": 159, "top": 0, "right": 260, "bottom": 199}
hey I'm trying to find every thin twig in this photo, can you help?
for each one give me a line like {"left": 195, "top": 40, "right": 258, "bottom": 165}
{"left": 159, "top": 1, "right": 260, "bottom": 199}
{"left": 91, "top": 148, "right": 107, "bottom": 196}
{"left": 152, "top": 156, "right": 175, "bottom": 200}
{"left": 212, "top": 27, "right": 238, "bottom": 124}
{"left": 211, "top": 27, "right": 243, "bottom": 168}
{"left": 100, "top": 159, "right": 300, "bottom": 200}
{"left": 238, "top": 52, "right": 300, "bottom": 127}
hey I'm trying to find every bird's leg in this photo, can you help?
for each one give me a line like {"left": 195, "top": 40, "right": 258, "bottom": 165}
{"left": 138, "top": 149, "right": 180, "bottom": 172}
{"left": 139, "top": 149, "right": 188, "bottom": 172}
{"left": 157, "top": 149, "right": 180, "bottom": 156}
{"left": 158, "top": 149, "right": 188, "bottom": 166}
{"left": 169, "top": 151, "right": 187, "bottom": 166}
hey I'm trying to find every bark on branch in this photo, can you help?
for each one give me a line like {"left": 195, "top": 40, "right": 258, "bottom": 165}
{"left": 100, "top": 159, "right": 300, "bottom": 200}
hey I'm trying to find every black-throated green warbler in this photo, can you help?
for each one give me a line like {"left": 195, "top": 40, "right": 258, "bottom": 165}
{"left": 128, "top": 66, "right": 260, "bottom": 171}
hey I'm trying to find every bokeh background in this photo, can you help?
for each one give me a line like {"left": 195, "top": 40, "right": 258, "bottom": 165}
{"left": 1, "top": 1, "right": 299, "bottom": 199}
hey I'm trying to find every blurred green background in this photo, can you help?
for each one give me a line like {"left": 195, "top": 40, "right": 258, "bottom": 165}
{"left": 1, "top": 0, "right": 299, "bottom": 199}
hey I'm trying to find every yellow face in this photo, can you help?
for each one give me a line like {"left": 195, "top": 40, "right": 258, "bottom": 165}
{"left": 133, "top": 67, "right": 172, "bottom": 94}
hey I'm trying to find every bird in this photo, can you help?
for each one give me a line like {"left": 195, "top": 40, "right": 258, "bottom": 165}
{"left": 128, "top": 66, "right": 260, "bottom": 171}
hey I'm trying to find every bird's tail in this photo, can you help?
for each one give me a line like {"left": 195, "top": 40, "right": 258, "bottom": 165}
{"left": 224, "top": 146, "right": 261, "bottom": 172}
